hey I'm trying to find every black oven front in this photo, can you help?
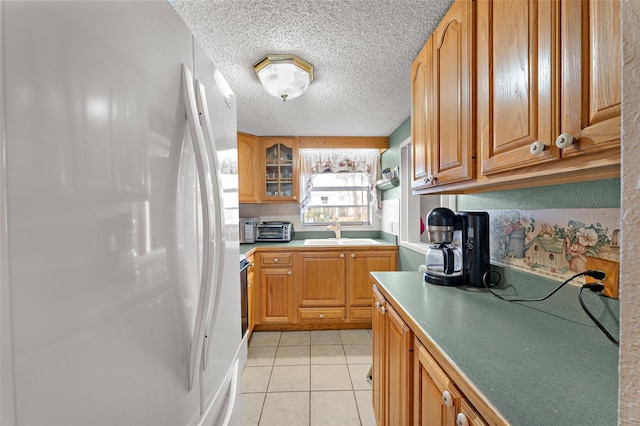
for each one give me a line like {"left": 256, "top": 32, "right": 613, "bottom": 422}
{"left": 239, "top": 256, "right": 250, "bottom": 338}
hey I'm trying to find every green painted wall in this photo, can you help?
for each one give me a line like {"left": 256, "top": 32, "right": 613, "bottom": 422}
{"left": 399, "top": 246, "right": 426, "bottom": 271}
{"left": 457, "top": 178, "right": 621, "bottom": 210}
{"left": 381, "top": 116, "right": 410, "bottom": 201}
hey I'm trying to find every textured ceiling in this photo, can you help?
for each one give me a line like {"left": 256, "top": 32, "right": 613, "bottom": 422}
{"left": 172, "top": 0, "right": 454, "bottom": 137}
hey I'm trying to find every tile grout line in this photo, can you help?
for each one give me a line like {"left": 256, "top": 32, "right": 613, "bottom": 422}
{"left": 247, "top": 331, "right": 372, "bottom": 426}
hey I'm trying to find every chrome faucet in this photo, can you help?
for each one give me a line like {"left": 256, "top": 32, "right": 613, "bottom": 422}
{"left": 327, "top": 222, "right": 341, "bottom": 239}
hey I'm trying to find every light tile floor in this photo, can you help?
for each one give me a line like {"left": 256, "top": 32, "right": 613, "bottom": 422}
{"left": 242, "top": 329, "right": 375, "bottom": 426}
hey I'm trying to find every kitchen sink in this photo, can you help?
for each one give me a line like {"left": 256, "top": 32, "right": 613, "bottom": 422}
{"left": 303, "top": 238, "right": 381, "bottom": 246}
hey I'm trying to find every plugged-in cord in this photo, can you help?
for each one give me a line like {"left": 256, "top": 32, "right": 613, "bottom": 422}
{"left": 579, "top": 284, "right": 619, "bottom": 346}
{"left": 483, "top": 269, "right": 619, "bottom": 346}
{"left": 482, "top": 269, "right": 605, "bottom": 302}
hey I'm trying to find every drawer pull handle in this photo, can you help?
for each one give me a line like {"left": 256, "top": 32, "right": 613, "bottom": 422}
{"left": 442, "top": 390, "right": 453, "bottom": 407}
{"left": 456, "top": 413, "right": 469, "bottom": 426}
{"left": 273, "top": 258, "right": 279, "bottom": 263}
{"left": 319, "top": 313, "right": 324, "bottom": 319}
{"left": 555, "top": 133, "right": 576, "bottom": 149}
{"left": 529, "top": 140, "right": 546, "bottom": 155}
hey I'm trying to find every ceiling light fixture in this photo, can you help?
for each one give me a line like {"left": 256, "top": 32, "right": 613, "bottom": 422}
{"left": 253, "top": 54, "right": 314, "bottom": 102}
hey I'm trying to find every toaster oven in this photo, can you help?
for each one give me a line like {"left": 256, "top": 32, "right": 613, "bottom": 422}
{"left": 256, "top": 222, "right": 294, "bottom": 242}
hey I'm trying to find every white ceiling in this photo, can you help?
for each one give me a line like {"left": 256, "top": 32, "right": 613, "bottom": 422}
{"left": 172, "top": 0, "right": 454, "bottom": 137}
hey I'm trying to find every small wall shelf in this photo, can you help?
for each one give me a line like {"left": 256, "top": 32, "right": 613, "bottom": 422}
{"left": 376, "top": 178, "right": 400, "bottom": 191}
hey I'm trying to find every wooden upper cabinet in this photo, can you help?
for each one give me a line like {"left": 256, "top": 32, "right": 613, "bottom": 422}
{"left": 558, "top": 0, "right": 621, "bottom": 158}
{"left": 411, "top": 40, "right": 431, "bottom": 190}
{"left": 412, "top": 0, "right": 474, "bottom": 190}
{"left": 237, "top": 132, "right": 260, "bottom": 203}
{"left": 430, "top": 0, "right": 475, "bottom": 186}
{"left": 261, "top": 136, "right": 298, "bottom": 203}
{"left": 478, "top": 0, "right": 558, "bottom": 175}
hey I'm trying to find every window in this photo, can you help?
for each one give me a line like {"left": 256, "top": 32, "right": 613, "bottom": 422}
{"left": 299, "top": 148, "right": 380, "bottom": 227}
{"left": 302, "top": 172, "right": 371, "bottom": 225}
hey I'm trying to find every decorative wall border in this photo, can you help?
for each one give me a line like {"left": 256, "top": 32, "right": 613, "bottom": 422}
{"left": 487, "top": 208, "right": 620, "bottom": 284}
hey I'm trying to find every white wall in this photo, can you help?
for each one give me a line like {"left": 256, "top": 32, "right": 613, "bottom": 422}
{"left": 620, "top": 0, "right": 640, "bottom": 422}
{"left": 239, "top": 203, "right": 382, "bottom": 232}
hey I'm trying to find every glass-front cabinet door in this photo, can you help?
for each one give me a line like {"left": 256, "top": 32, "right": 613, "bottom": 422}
{"left": 261, "top": 137, "right": 298, "bottom": 202}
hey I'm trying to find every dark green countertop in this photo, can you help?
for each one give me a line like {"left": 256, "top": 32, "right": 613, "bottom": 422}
{"left": 239, "top": 232, "right": 398, "bottom": 255}
{"left": 371, "top": 271, "right": 619, "bottom": 425}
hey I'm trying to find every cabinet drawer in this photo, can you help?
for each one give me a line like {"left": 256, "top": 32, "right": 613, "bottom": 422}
{"left": 298, "top": 307, "right": 345, "bottom": 322}
{"left": 349, "top": 307, "right": 372, "bottom": 322}
{"left": 260, "top": 252, "right": 293, "bottom": 266}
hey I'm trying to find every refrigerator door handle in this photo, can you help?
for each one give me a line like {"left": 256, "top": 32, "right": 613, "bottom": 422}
{"left": 219, "top": 359, "right": 239, "bottom": 426}
{"left": 197, "top": 359, "right": 240, "bottom": 426}
{"left": 182, "top": 64, "right": 215, "bottom": 391}
{"left": 195, "top": 80, "right": 225, "bottom": 371}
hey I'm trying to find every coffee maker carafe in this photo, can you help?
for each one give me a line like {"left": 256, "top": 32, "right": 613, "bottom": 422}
{"left": 424, "top": 208, "right": 490, "bottom": 287}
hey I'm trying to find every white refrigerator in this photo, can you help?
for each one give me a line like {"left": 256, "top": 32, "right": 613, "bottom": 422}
{"left": 0, "top": 1, "right": 244, "bottom": 425}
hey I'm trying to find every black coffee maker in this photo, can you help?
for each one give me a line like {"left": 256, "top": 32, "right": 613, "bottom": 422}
{"left": 424, "top": 208, "right": 490, "bottom": 287}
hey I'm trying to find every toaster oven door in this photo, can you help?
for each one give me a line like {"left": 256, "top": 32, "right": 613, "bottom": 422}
{"left": 257, "top": 225, "right": 283, "bottom": 241}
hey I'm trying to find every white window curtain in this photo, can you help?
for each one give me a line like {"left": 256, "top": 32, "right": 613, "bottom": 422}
{"left": 299, "top": 148, "right": 381, "bottom": 216}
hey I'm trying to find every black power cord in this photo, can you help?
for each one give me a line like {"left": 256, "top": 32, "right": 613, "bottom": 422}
{"left": 483, "top": 269, "right": 619, "bottom": 346}
{"left": 579, "top": 284, "right": 620, "bottom": 346}
{"left": 482, "top": 269, "right": 606, "bottom": 302}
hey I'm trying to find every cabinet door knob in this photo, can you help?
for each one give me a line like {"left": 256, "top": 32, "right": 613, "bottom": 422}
{"left": 351, "top": 253, "right": 356, "bottom": 258}
{"left": 274, "top": 258, "right": 279, "bottom": 263}
{"left": 442, "top": 390, "right": 453, "bottom": 407}
{"left": 555, "top": 133, "right": 576, "bottom": 149}
{"left": 456, "top": 413, "right": 469, "bottom": 426}
{"left": 529, "top": 140, "right": 546, "bottom": 155}
{"left": 292, "top": 196, "right": 297, "bottom": 201}
{"left": 375, "top": 301, "right": 380, "bottom": 308}
{"left": 287, "top": 270, "right": 292, "bottom": 275}
{"left": 380, "top": 306, "right": 386, "bottom": 314}
{"left": 319, "top": 313, "right": 324, "bottom": 319}
{"left": 340, "top": 253, "right": 345, "bottom": 258}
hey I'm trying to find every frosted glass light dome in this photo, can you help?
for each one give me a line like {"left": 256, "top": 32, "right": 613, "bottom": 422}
{"left": 254, "top": 55, "right": 314, "bottom": 102}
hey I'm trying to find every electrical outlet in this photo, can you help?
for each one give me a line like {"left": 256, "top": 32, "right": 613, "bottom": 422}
{"left": 585, "top": 257, "right": 619, "bottom": 298}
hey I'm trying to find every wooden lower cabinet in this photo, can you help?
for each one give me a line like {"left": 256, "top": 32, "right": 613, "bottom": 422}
{"left": 257, "top": 252, "right": 294, "bottom": 324}
{"left": 414, "top": 337, "right": 488, "bottom": 426}
{"left": 372, "top": 287, "right": 386, "bottom": 425}
{"left": 386, "top": 302, "right": 412, "bottom": 425}
{"left": 373, "top": 285, "right": 492, "bottom": 426}
{"left": 253, "top": 246, "right": 397, "bottom": 329}
{"left": 372, "top": 285, "right": 412, "bottom": 426}
{"left": 296, "top": 251, "right": 346, "bottom": 323}
{"left": 349, "top": 250, "right": 397, "bottom": 322}
{"left": 259, "top": 267, "right": 294, "bottom": 324}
